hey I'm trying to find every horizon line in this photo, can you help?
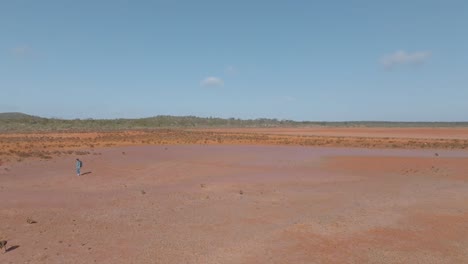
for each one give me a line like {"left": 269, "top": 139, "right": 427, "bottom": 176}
{"left": 1, "top": 112, "right": 467, "bottom": 123}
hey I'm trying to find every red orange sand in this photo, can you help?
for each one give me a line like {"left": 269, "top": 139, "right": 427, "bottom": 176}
{"left": 1, "top": 145, "right": 468, "bottom": 263}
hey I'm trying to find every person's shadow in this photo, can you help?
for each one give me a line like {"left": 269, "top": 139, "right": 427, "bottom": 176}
{"left": 6, "top": 245, "right": 20, "bottom": 253}
{"left": 81, "top": 171, "right": 92, "bottom": 176}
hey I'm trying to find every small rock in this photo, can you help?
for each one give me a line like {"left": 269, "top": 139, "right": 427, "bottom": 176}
{"left": 26, "top": 217, "right": 37, "bottom": 224}
{"left": 141, "top": 190, "right": 146, "bottom": 195}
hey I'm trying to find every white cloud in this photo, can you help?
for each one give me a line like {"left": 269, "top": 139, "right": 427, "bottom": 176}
{"left": 200, "top": 76, "right": 224, "bottom": 87}
{"left": 380, "top": 50, "right": 431, "bottom": 69}
{"left": 11, "top": 45, "right": 33, "bottom": 57}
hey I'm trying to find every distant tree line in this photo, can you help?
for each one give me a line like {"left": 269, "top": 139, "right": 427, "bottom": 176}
{"left": 0, "top": 112, "right": 467, "bottom": 132}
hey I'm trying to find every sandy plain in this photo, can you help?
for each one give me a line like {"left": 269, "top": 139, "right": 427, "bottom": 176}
{"left": 1, "top": 128, "right": 468, "bottom": 263}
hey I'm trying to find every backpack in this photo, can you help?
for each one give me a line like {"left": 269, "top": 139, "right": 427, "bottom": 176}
{"left": 79, "top": 160, "right": 83, "bottom": 167}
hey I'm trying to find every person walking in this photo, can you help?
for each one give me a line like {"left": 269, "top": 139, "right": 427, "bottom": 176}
{"left": 76, "top": 158, "right": 83, "bottom": 176}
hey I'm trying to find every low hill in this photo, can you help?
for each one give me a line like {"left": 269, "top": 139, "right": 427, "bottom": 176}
{"left": 0, "top": 112, "right": 43, "bottom": 120}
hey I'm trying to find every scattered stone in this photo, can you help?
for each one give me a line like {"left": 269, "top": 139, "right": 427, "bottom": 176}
{"left": 200, "top": 184, "right": 205, "bottom": 188}
{"left": 26, "top": 217, "right": 37, "bottom": 224}
{"left": 239, "top": 190, "right": 244, "bottom": 195}
{"left": 122, "top": 152, "right": 126, "bottom": 155}
{"left": 141, "top": 190, "right": 146, "bottom": 195}
{"left": 435, "top": 153, "right": 439, "bottom": 157}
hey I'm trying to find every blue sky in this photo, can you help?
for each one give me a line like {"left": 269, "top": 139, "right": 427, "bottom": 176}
{"left": 1, "top": 0, "right": 467, "bottom": 121}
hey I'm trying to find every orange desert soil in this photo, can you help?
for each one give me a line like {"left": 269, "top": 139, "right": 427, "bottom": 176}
{"left": 1, "top": 127, "right": 467, "bottom": 163}
{"left": 1, "top": 128, "right": 468, "bottom": 263}
{"left": 197, "top": 127, "right": 468, "bottom": 139}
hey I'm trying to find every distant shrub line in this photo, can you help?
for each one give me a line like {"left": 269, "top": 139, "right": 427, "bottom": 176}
{"left": 1, "top": 114, "right": 468, "bottom": 132}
